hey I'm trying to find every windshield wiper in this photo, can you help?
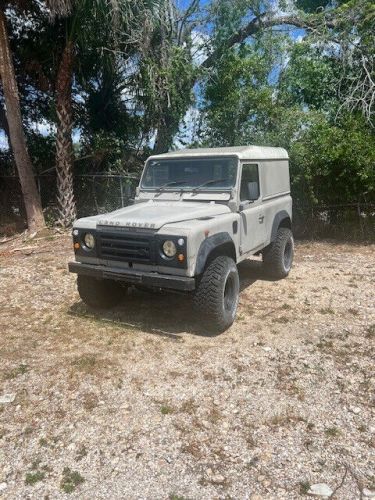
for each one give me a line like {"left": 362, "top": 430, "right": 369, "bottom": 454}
{"left": 156, "top": 181, "right": 188, "bottom": 191}
{"left": 192, "top": 178, "right": 230, "bottom": 193}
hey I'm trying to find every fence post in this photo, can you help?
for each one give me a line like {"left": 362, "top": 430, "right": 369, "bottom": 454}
{"left": 120, "top": 177, "right": 124, "bottom": 207}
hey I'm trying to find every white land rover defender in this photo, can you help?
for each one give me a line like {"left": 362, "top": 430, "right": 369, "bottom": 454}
{"left": 69, "top": 146, "right": 294, "bottom": 332}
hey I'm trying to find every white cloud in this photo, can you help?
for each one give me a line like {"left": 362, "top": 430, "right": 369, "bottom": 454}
{"left": 270, "top": 0, "right": 297, "bottom": 17}
{"left": 0, "top": 131, "right": 9, "bottom": 150}
{"left": 29, "top": 119, "right": 56, "bottom": 136}
{"left": 191, "top": 30, "right": 210, "bottom": 67}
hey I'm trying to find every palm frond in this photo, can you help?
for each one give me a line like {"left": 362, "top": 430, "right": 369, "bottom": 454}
{"left": 45, "top": 0, "right": 73, "bottom": 18}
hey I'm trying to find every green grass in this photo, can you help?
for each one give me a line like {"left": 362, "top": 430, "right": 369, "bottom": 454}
{"left": 39, "top": 437, "right": 48, "bottom": 447}
{"left": 161, "top": 405, "right": 173, "bottom": 415}
{"left": 25, "top": 471, "right": 45, "bottom": 485}
{"left": 4, "top": 363, "right": 29, "bottom": 380}
{"left": 76, "top": 445, "right": 88, "bottom": 461}
{"left": 281, "top": 303, "right": 292, "bottom": 310}
{"left": 60, "top": 467, "right": 85, "bottom": 494}
{"left": 319, "top": 307, "right": 334, "bottom": 315}
{"left": 325, "top": 426, "right": 341, "bottom": 438}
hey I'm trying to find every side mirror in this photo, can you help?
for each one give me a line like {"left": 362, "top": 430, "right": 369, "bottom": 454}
{"left": 239, "top": 200, "right": 252, "bottom": 211}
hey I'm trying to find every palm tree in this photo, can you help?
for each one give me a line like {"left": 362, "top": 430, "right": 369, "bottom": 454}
{"left": 51, "top": 0, "right": 163, "bottom": 226}
{"left": 1, "top": 0, "right": 162, "bottom": 229}
{"left": 0, "top": 6, "right": 45, "bottom": 233}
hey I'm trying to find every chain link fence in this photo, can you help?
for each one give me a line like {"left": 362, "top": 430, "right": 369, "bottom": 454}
{"left": 0, "top": 174, "right": 139, "bottom": 223}
{"left": 293, "top": 203, "right": 375, "bottom": 242}
{"left": 0, "top": 174, "right": 374, "bottom": 241}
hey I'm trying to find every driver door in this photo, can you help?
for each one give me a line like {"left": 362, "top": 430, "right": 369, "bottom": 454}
{"left": 239, "top": 163, "right": 266, "bottom": 254}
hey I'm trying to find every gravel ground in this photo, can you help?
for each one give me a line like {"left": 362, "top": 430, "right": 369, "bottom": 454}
{"left": 0, "top": 233, "right": 374, "bottom": 499}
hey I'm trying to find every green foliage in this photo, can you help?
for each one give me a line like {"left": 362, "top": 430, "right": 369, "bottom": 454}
{"left": 25, "top": 471, "right": 45, "bottom": 485}
{"left": 60, "top": 467, "right": 85, "bottom": 494}
{"left": 0, "top": 0, "right": 374, "bottom": 212}
{"left": 200, "top": 0, "right": 375, "bottom": 206}
{"left": 26, "top": 132, "right": 56, "bottom": 175}
{"left": 203, "top": 30, "right": 288, "bottom": 146}
{"left": 137, "top": 39, "right": 195, "bottom": 151}
{"left": 289, "top": 112, "right": 375, "bottom": 205}
{"left": 278, "top": 42, "right": 339, "bottom": 112}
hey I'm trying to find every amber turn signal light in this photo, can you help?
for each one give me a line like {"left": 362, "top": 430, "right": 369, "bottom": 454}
{"left": 74, "top": 242, "right": 80, "bottom": 250}
{"left": 177, "top": 253, "right": 185, "bottom": 262}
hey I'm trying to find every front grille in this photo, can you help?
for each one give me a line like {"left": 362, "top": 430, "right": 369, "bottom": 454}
{"left": 97, "top": 230, "right": 154, "bottom": 263}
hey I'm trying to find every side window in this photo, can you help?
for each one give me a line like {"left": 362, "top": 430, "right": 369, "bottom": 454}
{"left": 240, "top": 163, "right": 260, "bottom": 202}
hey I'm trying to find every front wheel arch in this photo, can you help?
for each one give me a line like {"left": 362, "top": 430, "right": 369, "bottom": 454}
{"left": 195, "top": 232, "right": 236, "bottom": 275}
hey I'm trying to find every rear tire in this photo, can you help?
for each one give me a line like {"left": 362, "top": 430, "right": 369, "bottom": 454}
{"left": 193, "top": 256, "right": 239, "bottom": 333}
{"left": 263, "top": 227, "right": 294, "bottom": 279}
{"left": 77, "top": 275, "right": 124, "bottom": 309}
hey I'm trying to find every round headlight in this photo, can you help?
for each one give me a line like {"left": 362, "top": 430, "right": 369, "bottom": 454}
{"left": 162, "top": 240, "right": 176, "bottom": 258}
{"left": 84, "top": 233, "right": 95, "bottom": 249}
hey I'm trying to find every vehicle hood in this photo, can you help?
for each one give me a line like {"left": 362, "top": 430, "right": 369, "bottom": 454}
{"left": 75, "top": 200, "right": 231, "bottom": 230}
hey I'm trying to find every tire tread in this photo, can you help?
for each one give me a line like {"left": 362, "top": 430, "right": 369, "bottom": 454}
{"left": 263, "top": 227, "right": 293, "bottom": 279}
{"left": 193, "top": 255, "right": 239, "bottom": 331}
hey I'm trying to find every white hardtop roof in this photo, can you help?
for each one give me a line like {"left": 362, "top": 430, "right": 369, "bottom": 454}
{"left": 149, "top": 145, "right": 288, "bottom": 161}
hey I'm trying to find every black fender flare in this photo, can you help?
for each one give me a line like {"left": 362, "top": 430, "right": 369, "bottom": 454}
{"left": 270, "top": 210, "right": 292, "bottom": 242}
{"left": 195, "top": 232, "right": 235, "bottom": 275}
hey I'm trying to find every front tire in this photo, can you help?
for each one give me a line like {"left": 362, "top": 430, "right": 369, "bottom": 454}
{"left": 77, "top": 275, "right": 124, "bottom": 309}
{"left": 263, "top": 227, "right": 294, "bottom": 279}
{"left": 193, "top": 256, "right": 240, "bottom": 333}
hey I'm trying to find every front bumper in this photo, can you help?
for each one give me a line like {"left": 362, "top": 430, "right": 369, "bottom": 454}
{"left": 68, "top": 262, "right": 195, "bottom": 291}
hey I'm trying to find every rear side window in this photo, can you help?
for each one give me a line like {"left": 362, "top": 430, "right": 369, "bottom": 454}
{"left": 240, "top": 164, "right": 260, "bottom": 201}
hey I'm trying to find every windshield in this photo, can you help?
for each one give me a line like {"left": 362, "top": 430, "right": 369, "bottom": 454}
{"left": 141, "top": 157, "right": 238, "bottom": 190}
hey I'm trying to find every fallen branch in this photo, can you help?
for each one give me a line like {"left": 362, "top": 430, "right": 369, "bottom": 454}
{"left": 11, "top": 246, "right": 36, "bottom": 253}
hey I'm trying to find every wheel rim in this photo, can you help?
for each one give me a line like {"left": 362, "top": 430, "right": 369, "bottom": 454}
{"left": 283, "top": 238, "right": 293, "bottom": 271}
{"left": 224, "top": 273, "right": 236, "bottom": 313}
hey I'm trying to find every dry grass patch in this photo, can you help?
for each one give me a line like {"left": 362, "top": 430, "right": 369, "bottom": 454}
{"left": 179, "top": 398, "right": 198, "bottom": 415}
{"left": 268, "top": 411, "right": 306, "bottom": 428}
{"left": 3, "top": 363, "right": 29, "bottom": 380}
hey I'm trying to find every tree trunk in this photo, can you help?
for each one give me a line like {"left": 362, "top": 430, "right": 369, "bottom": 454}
{"left": 153, "top": 121, "right": 173, "bottom": 154}
{"left": 0, "top": 8, "right": 45, "bottom": 233}
{"left": 55, "top": 39, "right": 76, "bottom": 227}
{"left": 153, "top": 110, "right": 177, "bottom": 154}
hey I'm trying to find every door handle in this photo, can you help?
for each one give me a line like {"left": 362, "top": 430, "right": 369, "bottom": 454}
{"left": 258, "top": 215, "right": 264, "bottom": 223}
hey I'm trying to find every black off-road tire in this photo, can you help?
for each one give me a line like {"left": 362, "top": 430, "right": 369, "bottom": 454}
{"left": 263, "top": 227, "right": 294, "bottom": 279}
{"left": 77, "top": 275, "right": 124, "bottom": 309}
{"left": 193, "top": 256, "right": 240, "bottom": 333}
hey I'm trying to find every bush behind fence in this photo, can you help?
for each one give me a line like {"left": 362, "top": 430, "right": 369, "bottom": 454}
{"left": 0, "top": 174, "right": 374, "bottom": 242}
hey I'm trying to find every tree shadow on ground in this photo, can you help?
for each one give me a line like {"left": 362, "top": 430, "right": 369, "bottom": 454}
{"left": 68, "top": 259, "right": 274, "bottom": 338}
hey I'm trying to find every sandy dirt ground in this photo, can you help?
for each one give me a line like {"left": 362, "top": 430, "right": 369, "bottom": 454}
{"left": 0, "top": 233, "right": 374, "bottom": 499}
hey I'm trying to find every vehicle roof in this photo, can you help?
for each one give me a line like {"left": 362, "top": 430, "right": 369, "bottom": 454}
{"left": 148, "top": 145, "right": 289, "bottom": 161}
